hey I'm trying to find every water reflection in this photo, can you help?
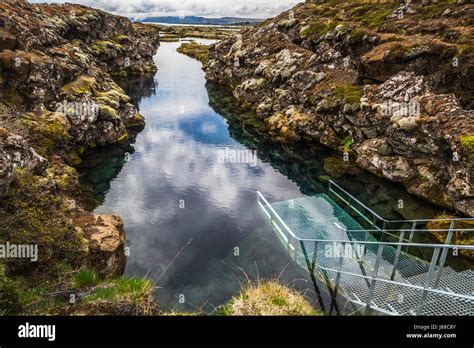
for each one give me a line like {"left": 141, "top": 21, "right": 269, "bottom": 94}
{"left": 118, "top": 73, "right": 158, "bottom": 108}
{"left": 79, "top": 39, "right": 458, "bottom": 314}
{"left": 80, "top": 40, "right": 335, "bottom": 313}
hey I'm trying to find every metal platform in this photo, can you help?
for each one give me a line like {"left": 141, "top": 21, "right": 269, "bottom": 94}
{"left": 257, "top": 181, "right": 474, "bottom": 316}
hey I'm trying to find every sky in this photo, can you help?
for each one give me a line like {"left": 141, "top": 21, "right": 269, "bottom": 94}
{"left": 27, "top": 0, "right": 303, "bottom": 19}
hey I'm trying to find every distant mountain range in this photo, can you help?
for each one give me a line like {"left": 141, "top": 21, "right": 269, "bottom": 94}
{"left": 136, "top": 16, "right": 262, "bottom": 26}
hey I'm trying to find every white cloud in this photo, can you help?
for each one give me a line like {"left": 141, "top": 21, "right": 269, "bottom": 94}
{"left": 27, "top": 0, "right": 303, "bottom": 19}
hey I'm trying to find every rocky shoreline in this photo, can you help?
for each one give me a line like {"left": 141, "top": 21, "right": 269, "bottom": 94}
{"left": 205, "top": 0, "right": 473, "bottom": 217}
{"left": 0, "top": 0, "right": 160, "bottom": 313}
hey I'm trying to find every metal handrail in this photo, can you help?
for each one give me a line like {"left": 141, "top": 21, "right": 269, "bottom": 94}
{"left": 328, "top": 180, "right": 474, "bottom": 224}
{"left": 257, "top": 191, "right": 297, "bottom": 237}
{"left": 332, "top": 227, "right": 474, "bottom": 233}
{"left": 316, "top": 265, "right": 474, "bottom": 301}
{"left": 290, "top": 238, "right": 473, "bottom": 250}
{"left": 257, "top": 189, "right": 474, "bottom": 316}
{"left": 257, "top": 191, "right": 474, "bottom": 249}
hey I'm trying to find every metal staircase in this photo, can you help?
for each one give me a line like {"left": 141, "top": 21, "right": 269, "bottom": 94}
{"left": 257, "top": 180, "right": 474, "bottom": 316}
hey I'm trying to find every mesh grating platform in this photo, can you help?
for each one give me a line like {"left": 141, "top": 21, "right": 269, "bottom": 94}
{"left": 260, "top": 192, "right": 474, "bottom": 316}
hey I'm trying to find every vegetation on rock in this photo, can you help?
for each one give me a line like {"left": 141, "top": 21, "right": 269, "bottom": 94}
{"left": 0, "top": 0, "right": 160, "bottom": 316}
{"left": 205, "top": 0, "right": 474, "bottom": 217}
{"left": 177, "top": 41, "right": 209, "bottom": 64}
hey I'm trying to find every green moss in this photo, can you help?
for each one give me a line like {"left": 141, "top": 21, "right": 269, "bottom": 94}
{"left": 91, "top": 40, "right": 123, "bottom": 54}
{"left": 45, "top": 164, "right": 78, "bottom": 192}
{"left": 60, "top": 76, "right": 96, "bottom": 97}
{"left": 360, "top": 10, "right": 390, "bottom": 28}
{"left": 66, "top": 152, "right": 82, "bottom": 167}
{"left": 83, "top": 13, "right": 97, "bottom": 21}
{"left": 126, "top": 113, "right": 145, "bottom": 128}
{"left": 332, "top": 84, "right": 363, "bottom": 104}
{"left": 115, "top": 35, "right": 130, "bottom": 44}
{"left": 96, "top": 88, "right": 130, "bottom": 109}
{"left": 18, "top": 283, "right": 48, "bottom": 309}
{"left": 99, "top": 104, "right": 119, "bottom": 120}
{"left": 49, "top": 260, "right": 73, "bottom": 278}
{"left": 0, "top": 169, "right": 82, "bottom": 267}
{"left": 349, "top": 29, "right": 366, "bottom": 43}
{"left": 456, "top": 44, "right": 471, "bottom": 57}
{"left": 420, "top": 2, "right": 456, "bottom": 20}
{"left": 301, "top": 19, "right": 339, "bottom": 38}
{"left": 115, "top": 132, "right": 129, "bottom": 143}
{"left": 20, "top": 112, "right": 70, "bottom": 156}
{"left": 460, "top": 135, "right": 474, "bottom": 158}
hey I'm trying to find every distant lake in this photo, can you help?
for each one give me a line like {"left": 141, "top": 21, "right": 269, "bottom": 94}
{"left": 143, "top": 22, "right": 242, "bottom": 30}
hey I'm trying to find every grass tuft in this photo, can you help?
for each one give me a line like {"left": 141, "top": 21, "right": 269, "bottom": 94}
{"left": 74, "top": 268, "right": 100, "bottom": 288}
{"left": 217, "top": 280, "right": 320, "bottom": 316}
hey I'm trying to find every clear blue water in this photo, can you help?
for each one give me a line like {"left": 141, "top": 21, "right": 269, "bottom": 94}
{"left": 80, "top": 39, "right": 452, "bottom": 313}
{"left": 86, "top": 40, "right": 323, "bottom": 312}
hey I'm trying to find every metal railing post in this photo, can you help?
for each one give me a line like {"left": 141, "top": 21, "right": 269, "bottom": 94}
{"left": 334, "top": 242, "right": 345, "bottom": 297}
{"left": 361, "top": 228, "right": 369, "bottom": 264}
{"left": 312, "top": 240, "right": 318, "bottom": 270}
{"left": 390, "top": 229, "right": 405, "bottom": 280}
{"left": 405, "top": 222, "right": 417, "bottom": 253}
{"left": 416, "top": 246, "right": 441, "bottom": 315}
{"left": 433, "top": 221, "right": 455, "bottom": 288}
{"left": 380, "top": 220, "right": 386, "bottom": 242}
{"left": 366, "top": 244, "right": 384, "bottom": 313}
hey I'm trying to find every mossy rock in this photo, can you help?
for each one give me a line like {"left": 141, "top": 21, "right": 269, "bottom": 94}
{"left": 459, "top": 134, "right": 474, "bottom": 158}
{"left": 99, "top": 104, "right": 119, "bottom": 121}
{"left": 115, "top": 35, "right": 130, "bottom": 44}
{"left": 126, "top": 113, "right": 145, "bottom": 128}
{"left": 0, "top": 169, "right": 83, "bottom": 269}
{"left": 332, "top": 84, "right": 363, "bottom": 104}
{"left": 177, "top": 42, "right": 209, "bottom": 64}
{"left": 20, "top": 111, "right": 70, "bottom": 156}
{"left": 96, "top": 88, "right": 130, "bottom": 109}
{"left": 427, "top": 217, "right": 474, "bottom": 260}
{"left": 348, "top": 29, "right": 366, "bottom": 43}
{"left": 61, "top": 76, "right": 97, "bottom": 97}
{"left": 300, "top": 19, "right": 339, "bottom": 39}
{"left": 44, "top": 163, "right": 78, "bottom": 192}
{"left": 91, "top": 40, "right": 123, "bottom": 54}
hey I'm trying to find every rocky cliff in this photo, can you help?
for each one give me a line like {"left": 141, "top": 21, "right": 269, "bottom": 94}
{"left": 205, "top": 0, "right": 474, "bottom": 216}
{"left": 0, "top": 0, "right": 159, "bottom": 282}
